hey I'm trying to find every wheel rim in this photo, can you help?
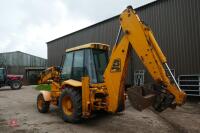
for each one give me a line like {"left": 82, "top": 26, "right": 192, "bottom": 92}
{"left": 13, "top": 82, "right": 20, "bottom": 88}
{"left": 37, "top": 95, "right": 43, "bottom": 110}
{"left": 62, "top": 95, "right": 73, "bottom": 116}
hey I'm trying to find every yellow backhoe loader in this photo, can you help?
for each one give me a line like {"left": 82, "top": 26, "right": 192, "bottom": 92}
{"left": 37, "top": 6, "right": 186, "bottom": 123}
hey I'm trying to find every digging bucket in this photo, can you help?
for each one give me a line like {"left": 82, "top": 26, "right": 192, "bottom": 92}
{"left": 127, "top": 85, "right": 156, "bottom": 111}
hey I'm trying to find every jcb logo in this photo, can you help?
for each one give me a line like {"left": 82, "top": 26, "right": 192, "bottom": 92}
{"left": 111, "top": 58, "right": 121, "bottom": 72}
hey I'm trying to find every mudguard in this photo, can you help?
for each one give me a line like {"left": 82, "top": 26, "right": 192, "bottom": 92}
{"left": 40, "top": 91, "right": 51, "bottom": 101}
{"left": 62, "top": 79, "right": 82, "bottom": 88}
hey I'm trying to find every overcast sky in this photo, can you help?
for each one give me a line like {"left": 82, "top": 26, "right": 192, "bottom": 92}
{"left": 0, "top": 0, "right": 155, "bottom": 58}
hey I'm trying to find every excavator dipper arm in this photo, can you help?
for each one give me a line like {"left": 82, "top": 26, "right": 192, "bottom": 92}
{"left": 104, "top": 6, "right": 186, "bottom": 112}
{"left": 38, "top": 66, "right": 61, "bottom": 84}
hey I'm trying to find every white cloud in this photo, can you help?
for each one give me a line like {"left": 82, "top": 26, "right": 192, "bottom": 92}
{"left": 64, "top": 0, "right": 156, "bottom": 21}
{"left": 0, "top": 0, "right": 155, "bottom": 58}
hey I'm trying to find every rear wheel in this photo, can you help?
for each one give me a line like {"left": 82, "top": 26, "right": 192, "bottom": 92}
{"left": 37, "top": 93, "right": 50, "bottom": 113}
{"left": 10, "top": 80, "right": 22, "bottom": 90}
{"left": 59, "top": 88, "right": 82, "bottom": 123}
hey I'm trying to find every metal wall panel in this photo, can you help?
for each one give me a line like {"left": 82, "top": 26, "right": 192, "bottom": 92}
{"left": 135, "top": 0, "right": 200, "bottom": 76}
{"left": 47, "top": 0, "right": 200, "bottom": 84}
{"left": 0, "top": 51, "right": 47, "bottom": 67}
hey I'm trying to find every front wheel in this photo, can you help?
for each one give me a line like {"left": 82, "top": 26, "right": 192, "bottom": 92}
{"left": 59, "top": 88, "right": 82, "bottom": 123}
{"left": 10, "top": 80, "right": 22, "bottom": 90}
{"left": 37, "top": 93, "right": 50, "bottom": 113}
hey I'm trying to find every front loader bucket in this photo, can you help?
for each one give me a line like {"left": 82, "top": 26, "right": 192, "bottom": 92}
{"left": 127, "top": 85, "right": 155, "bottom": 111}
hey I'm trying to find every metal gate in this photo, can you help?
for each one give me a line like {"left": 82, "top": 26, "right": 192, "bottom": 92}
{"left": 134, "top": 70, "right": 145, "bottom": 86}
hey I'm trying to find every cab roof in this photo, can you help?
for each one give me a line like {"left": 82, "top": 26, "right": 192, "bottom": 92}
{"left": 65, "top": 43, "right": 109, "bottom": 52}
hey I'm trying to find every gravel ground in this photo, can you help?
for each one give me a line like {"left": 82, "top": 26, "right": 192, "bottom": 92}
{"left": 0, "top": 86, "right": 199, "bottom": 133}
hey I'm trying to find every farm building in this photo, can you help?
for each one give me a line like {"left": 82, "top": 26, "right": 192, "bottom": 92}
{"left": 0, "top": 51, "right": 47, "bottom": 84}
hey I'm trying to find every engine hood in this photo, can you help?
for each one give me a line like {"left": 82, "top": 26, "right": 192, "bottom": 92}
{"left": 7, "top": 75, "right": 23, "bottom": 80}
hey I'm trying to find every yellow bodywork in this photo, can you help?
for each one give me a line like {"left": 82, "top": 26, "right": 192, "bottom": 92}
{"left": 82, "top": 77, "right": 91, "bottom": 116}
{"left": 40, "top": 91, "right": 51, "bottom": 101}
{"left": 104, "top": 36, "right": 129, "bottom": 112}
{"left": 119, "top": 7, "right": 186, "bottom": 105}
{"left": 38, "top": 66, "right": 60, "bottom": 84}
{"left": 37, "top": 6, "right": 186, "bottom": 120}
{"left": 62, "top": 80, "right": 82, "bottom": 87}
{"left": 103, "top": 7, "right": 186, "bottom": 112}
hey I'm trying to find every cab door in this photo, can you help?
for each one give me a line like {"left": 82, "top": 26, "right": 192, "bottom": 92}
{"left": 71, "top": 50, "right": 84, "bottom": 81}
{"left": 61, "top": 52, "right": 73, "bottom": 80}
{"left": 61, "top": 49, "right": 84, "bottom": 81}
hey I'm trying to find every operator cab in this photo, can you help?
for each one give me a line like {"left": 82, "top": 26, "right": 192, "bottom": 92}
{"left": 61, "top": 43, "right": 109, "bottom": 83}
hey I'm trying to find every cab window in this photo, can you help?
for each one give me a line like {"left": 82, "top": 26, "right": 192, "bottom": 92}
{"left": 61, "top": 52, "right": 73, "bottom": 79}
{"left": 93, "top": 50, "right": 108, "bottom": 83}
{"left": 84, "top": 49, "right": 97, "bottom": 83}
{"left": 71, "top": 50, "right": 84, "bottom": 81}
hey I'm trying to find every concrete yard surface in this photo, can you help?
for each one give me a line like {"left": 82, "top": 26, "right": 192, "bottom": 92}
{"left": 0, "top": 86, "right": 200, "bottom": 133}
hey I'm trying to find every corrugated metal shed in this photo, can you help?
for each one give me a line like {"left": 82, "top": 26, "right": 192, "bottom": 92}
{"left": 47, "top": 0, "right": 200, "bottom": 84}
{"left": 0, "top": 51, "right": 47, "bottom": 85}
{"left": 0, "top": 51, "right": 47, "bottom": 67}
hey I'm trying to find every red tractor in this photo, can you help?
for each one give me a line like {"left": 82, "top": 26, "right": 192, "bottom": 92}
{"left": 0, "top": 68, "right": 23, "bottom": 89}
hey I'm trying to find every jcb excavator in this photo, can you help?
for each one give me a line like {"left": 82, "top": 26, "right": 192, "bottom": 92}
{"left": 37, "top": 6, "right": 186, "bottom": 123}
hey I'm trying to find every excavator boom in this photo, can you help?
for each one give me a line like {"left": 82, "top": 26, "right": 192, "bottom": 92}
{"left": 104, "top": 6, "right": 186, "bottom": 112}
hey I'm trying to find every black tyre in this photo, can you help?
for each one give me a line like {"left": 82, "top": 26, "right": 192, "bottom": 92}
{"left": 10, "top": 80, "right": 22, "bottom": 90}
{"left": 59, "top": 88, "right": 82, "bottom": 123}
{"left": 37, "top": 93, "right": 50, "bottom": 113}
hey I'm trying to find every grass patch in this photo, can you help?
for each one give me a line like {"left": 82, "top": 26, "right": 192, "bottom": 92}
{"left": 35, "top": 84, "right": 51, "bottom": 91}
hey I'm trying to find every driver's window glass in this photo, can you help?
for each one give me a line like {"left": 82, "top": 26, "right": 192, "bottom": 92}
{"left": 61, "top": 52, "right": 73, "bottom": 79}
{"left": 71, "top": 50, "right": 84, "bottom": 81}
{"left": 93, "top": 50, "right": 108, "bottom": 83}
{"left": 84, "top": 49, "right": 97, "bottom": 83}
